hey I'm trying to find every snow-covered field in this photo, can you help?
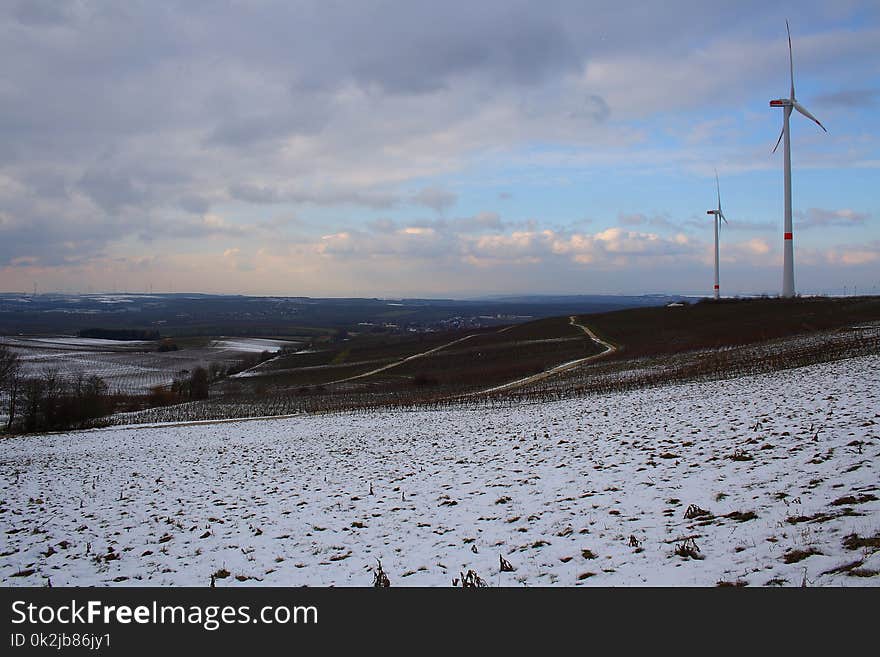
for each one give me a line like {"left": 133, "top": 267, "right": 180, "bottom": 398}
{"left": 211, "top": 338, "right": 295, "bottom": 353}
{"left": 0, "top": 336, "right": 298, "bottom": 394}
{"left": 1, "top": 354, "right": 877, "bottom": 587}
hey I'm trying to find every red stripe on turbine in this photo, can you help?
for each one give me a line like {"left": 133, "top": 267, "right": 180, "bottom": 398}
{"left": 714, "top": 285, "right": 720, "bottom": 289}
{"left": 784, "top": 232, "right": 793, "bottom": 240}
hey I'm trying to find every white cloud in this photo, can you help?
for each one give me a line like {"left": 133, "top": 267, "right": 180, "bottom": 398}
{"left": 824, "top": 242, "right": 880, "bottom": 266}
{"left": 796, "top": 207, "right": 870, "bottom": 229}
{"left": 411, "top": 187, "right": 457, "bottom": 213}
{"left": 1, "top": 2, "right": 877, "bottom": 294}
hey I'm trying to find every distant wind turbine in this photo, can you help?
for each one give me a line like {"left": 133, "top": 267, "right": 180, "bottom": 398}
{"left": 770, "top": 20, "right": 827, "bottom": 298}
{"left": 706, "top": 170, "right": 728, "bottom": 299}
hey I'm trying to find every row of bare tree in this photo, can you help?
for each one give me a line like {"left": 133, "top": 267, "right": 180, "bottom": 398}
{"left": 0, "top": 345, "right": 226, "bottom": 434}
{"left": 0, "top": 346, "right": 117, "bottom": 433}
{"left": 0, "top": 345, "right": 18, "bottom": 431}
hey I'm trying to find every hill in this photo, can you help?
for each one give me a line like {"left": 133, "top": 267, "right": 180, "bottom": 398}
{"left": 114, "top": 296, "right": 880, "bottom": 425}
{"left": 582, "top": 296, "right": 880, "bottom": 359}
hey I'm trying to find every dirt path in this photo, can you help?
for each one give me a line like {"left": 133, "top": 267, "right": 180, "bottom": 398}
{"left": 322, "top": 333, "right": 481, "bottom": 385}
{"left": 464, "top": 316, "right": 617, "bottom": 396}
{"left": 83, "top": 318, "right": 618, "bottom": 432}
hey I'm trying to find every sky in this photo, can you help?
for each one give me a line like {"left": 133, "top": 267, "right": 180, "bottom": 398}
{"left": 1, "top": 0, "right": 878, "bottom": 298}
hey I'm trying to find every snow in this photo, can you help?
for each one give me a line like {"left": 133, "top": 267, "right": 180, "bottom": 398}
{"left": 0, "top": 336, "right": 298, "bottom": 395}
{"left": 1, "top": 337, "right": 152, "bottom": 349}
{"left": 1, "top": 354, "right": 877, "bottom": 587}
{"left": 211, "top": 338, "right": 296, "bottom": 353}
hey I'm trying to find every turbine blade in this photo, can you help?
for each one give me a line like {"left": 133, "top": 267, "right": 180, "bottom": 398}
{"left": 787, "top": 20, "right": 795, "bottom": 99}
{"left": 720, "top": 211, "right": 728, "bottom": 224}
{"left": 793, "top": 100, "right": 827, "bottom": 132}
{"left": 772, "top": 126, "right": 784, "bottom": 153}
{"left": 715, "top": 168, "right": 721, "bottom": 213}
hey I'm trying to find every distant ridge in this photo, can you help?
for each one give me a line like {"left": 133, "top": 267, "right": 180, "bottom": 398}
{"left": 477, "top": 294, "right": 687, "bottom": 306}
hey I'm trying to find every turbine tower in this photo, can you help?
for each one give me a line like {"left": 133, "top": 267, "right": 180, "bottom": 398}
{"left": 707, "top": 170, "right": 727, "bottom": 299}
{"left": 770, "top": 20, "right": 827, "bottom": 298}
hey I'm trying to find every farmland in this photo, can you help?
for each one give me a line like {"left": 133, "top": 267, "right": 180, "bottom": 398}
{"left": 0, "top": 335, "right": 300, "bottom": 396}
{"left": 1, "top": 297, "right": 878, "bottom": 430}
{"left": 1, "top": 295, "right": 879, "bottom": 587}
{"left": 95, "top": 296, "right": 880, "bottom": 425}
{"left": 0, "top": 292, "right": 680, "bottom": 336}
{"left": 1, "top": 351, "right": 877, "bottom": 586}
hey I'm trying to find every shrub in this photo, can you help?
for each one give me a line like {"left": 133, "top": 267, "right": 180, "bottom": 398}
{"left": 11, "top": 371, "right": 114, "bottom": 433}
{"left": 189, "top": 367, "right": 209, "bottom": 400}
{"left": 412, "top": 373, "right": 439, "bottom": 387}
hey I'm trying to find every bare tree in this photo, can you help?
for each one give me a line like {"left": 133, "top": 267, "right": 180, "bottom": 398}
{"left": 0, "top": 344, "right": 18, "bottom": 383}
{"left": 189, "top": 366, "right": 209, "bottom": 400}
{"left": 0, "top": 345, "right": 21, "bottom": 430}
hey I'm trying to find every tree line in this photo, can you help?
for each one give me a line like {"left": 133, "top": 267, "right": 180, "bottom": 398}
{"left": 0, "top": 345, "right": 222, "bottom": 434}
{"left": 78, "top": 328, "right": 161, "bottom": 341}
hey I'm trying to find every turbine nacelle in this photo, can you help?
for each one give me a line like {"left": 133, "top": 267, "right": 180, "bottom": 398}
{"left": 709, "top": 171, "right": 728, "bottom": 224}
{"left": 707, "top": 209, "right": 727, "bottom": 223}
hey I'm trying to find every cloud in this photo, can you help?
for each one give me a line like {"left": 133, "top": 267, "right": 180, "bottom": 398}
{"left": 367, "top": 218, "right": 398, "bottom": 234}
{"left": 316, "top": 223, "right": 455, "bottom": 261}
{"left": 618, "top": 213, "right": 646, "bottom": 226}
{"left": 822, "top": 241, "right": 880, "bottom": 266}
{"left": 617, "top": 213, "right": 678, "bottom": 229}
{"left": 460, "top": 225, "right": 699, "bottom": 269}
{"left": 580, "top": 23, "right": 880, "bottom": 119}
{"left": 411, "top": 187, "right": 457, "bottom": 213}
{"left": 682, "top": 215, "right": 775, "bottom": 232}
{"left": 1, "top": 2, "right": 878, "bottom": 295}
{"left": 684, "top": 117, "right": 737, "bottom": 144}
{"left": 311, "top": 215, "right": 703, "bottom": 273}
{"left": 228, "top": 182, "right": 399, "bottom": 209}
{"left": 78, "top": 169, "right": 146, "bottom": 213}
{"left": 178, "top": 194, "right": 212, "bottom": 215}
{"left": 11, "top": 0, "right": 74, "bottom": 27}
{"left": 207, "top": 108, "right": 330, "bottom": 148}
{"left": 721, "top": 220, "right": 775, "bottom": 232}
{"left": 797, "top": 208, "right": 870, "bottom": 229}
{"left": 835, "top": 250, "right": 879, "bottom": 266}
{"left": 732, "top": 238, "right": 772, "bottom": 257}
{"left": 814, "top": 88, "right": 879, "bottom": 108}
{"left": 468, "top": 211, "right": 504, "bottom": 231}
{"left": 344, "top": 5, "right": 580, "bottom": 94}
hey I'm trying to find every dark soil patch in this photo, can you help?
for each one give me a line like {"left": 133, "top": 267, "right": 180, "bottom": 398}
{"left": 831, "top": 494, "right": 878, "bottom": 506}
{"left": 725, "top": 510, "right": 758, "bottom": 523}
{"left": 783, "top": 548, "right": 822, "bottom": 564}
{"left": 842, "top": 532, "right": 880, "bottom": 551}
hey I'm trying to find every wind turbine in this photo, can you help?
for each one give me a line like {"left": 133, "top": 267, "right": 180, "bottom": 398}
{"left": 706, "top": 170, "right": 727, "bottom": 299}
{"left": 770, "top": 20, "right": 827, "bottom": 298}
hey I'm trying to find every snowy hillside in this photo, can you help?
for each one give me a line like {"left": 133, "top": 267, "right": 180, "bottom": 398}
{"left": 0, "top": 335, "right": 297, "bottom": 396}
{"left": 1, "top": 354, "right": 878, "bottom": 586}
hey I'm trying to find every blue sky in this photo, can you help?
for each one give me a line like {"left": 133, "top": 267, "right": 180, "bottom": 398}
{"left": 1, "top": 1, "right": 878, "bottom": 297}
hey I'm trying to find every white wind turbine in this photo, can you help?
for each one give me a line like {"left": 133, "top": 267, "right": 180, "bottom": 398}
{"left": 706, "top": 170, "right": 728, "bottom": 299}
{"left": 770, "top": 20, "right": 827, "bottom": 298}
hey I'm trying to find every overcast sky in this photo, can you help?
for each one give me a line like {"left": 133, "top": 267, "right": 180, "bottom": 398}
{"left": 1, "top": 0, "right": 878, "bottom": 297}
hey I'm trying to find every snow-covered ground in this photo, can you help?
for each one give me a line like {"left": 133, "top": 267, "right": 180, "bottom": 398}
{"left": 210, "top": 338, "right": 297, "bottom": 353}
{"left": 1, "top": 355, "right": 877, "bottom": 587}
{"left": 0, "top": 336, "right": 297, "bottom": 394}
{"left": 1, "top": 337, "right": 153, "bottom": 349}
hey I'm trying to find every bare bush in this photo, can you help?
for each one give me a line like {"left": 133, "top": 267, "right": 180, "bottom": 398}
{"left": 372, "top": 559, "right": 390, "bottom": 587}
